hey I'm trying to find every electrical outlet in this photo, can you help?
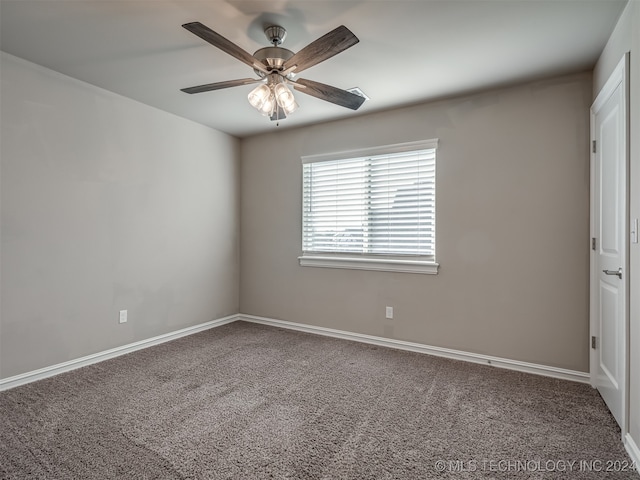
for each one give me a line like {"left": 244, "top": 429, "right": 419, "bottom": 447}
{"left": 119, "top": 310, "right": 128, "bottom": 324}
{"left": 385, "top": 306, "right": 393, "bottom": 319}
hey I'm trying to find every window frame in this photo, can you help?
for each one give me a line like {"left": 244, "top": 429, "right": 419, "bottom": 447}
{"left": 299, "top": 139, "right": 439, "bottom": 275}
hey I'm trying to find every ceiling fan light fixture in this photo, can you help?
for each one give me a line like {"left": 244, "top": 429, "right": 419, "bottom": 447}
{"left": 274, "top": 83, "right": 298, "bottom": 114}
{"left": 258, "top": 95, "right": 276, "bottom": 116}
{"left": 248, "top": 78, "right": 298, "bottom": 117}
{"left": 282, "top": 100, "right": 299, "bottom": 115}
{"left": 247, "top": 83, "right": 271, "bottom": 109}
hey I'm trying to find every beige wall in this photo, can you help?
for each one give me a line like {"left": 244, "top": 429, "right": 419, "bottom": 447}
{"left": 0, "top": 53, "right": 240, "bottom": 379}
{"left": 240, "top": 72, "right": 592, "bottom": 372}
{"left": 593, "top": 0, "right": 640, "bottom": 457}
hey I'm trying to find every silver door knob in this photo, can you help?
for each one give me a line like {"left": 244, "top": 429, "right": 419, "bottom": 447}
{"left": 603, "top": 267, "right": 622, "bottom": 279}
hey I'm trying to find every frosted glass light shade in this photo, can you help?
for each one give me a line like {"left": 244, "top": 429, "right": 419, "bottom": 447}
{"left": 248, "top": 81, "right": 298, "bottom": 117}
{"left": 259, "top": 95, "right": 276, "bottom": 116}
{"left": 274, "top": 83, "right": 298, "bottom": 114}
{"left": 282, "top": 100, "right": 298, "bottom": 115}
{"left": 247, "top": 84, "right": 271, "bottom": 109}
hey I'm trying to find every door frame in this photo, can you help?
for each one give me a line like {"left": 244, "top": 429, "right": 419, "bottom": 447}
{"left": 589, "top": 52, "right": 630, "bottom": 438}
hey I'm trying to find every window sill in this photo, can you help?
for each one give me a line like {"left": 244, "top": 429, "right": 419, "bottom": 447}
{"left": 298, "top": 255, "right": 439, "bottom": 275}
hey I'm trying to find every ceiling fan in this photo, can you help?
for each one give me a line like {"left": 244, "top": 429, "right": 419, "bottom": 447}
{"left": 180, "top": 22, "right": 366, "bottom": 121}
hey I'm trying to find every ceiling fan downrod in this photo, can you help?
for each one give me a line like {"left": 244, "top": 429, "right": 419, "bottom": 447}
{"left": 264, "top": 25, "right": 287, "bottom": 46}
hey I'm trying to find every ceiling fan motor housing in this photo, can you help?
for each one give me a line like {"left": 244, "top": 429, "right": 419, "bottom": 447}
{"left": 253, "top": 46, "right": 294, "bottom": 76}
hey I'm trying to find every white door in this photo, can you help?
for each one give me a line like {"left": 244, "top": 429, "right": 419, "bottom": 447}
{"left": 590, "top": 54, "right": 628, "bottom": 431}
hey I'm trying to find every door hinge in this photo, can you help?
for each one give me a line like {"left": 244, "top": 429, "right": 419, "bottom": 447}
{"left": 592, "top": 237, "right": 596, "bottom": 250}
{"left": 591, "top": 336, "right": 597, "bottom": 349}
{"left": 592, "top": 140, "right": 596, "bottom": 153}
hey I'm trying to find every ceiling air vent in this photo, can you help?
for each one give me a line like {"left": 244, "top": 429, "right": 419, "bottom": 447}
{"left": 347, "top": 87, "right": 370, "bottom": 101}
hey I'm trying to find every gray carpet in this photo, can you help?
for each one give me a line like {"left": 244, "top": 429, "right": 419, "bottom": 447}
{"left": 0, "top": 321, "right": 636, "bottom": 479}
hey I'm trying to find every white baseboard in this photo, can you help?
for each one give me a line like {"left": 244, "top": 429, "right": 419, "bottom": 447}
{"left": 237, "top": 314, "right": 590, "bottom": 384}
{"left": 0, "top": 312, "right": 591, "bottom": 391}
{"left": 0, "top": 314, "right": 239, "bottom": 391}
{"left": 625, "top": 433, "right": 640, "bottom": 475}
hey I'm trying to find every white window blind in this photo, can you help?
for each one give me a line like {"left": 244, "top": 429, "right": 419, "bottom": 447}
{"left": 302, "top": 142, "right": 436, "bottom": 258}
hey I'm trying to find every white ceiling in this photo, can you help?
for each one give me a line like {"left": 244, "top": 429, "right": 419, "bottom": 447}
{"left": 0, "top": 0, "right": 626, "bottom": 138}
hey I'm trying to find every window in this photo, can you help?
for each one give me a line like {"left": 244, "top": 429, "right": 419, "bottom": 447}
{"left": 299, "top": 140, "right": 438, "bottom": 274}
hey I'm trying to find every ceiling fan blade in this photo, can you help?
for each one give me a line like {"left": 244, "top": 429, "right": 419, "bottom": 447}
{"left": 293, "top": 78, "right": 366, "bottom": 110}
{"left": 181, "top": 78, "right": 262, "bottom": 94}
{"left": 284, "top": 25, "right": 359, "bottom": 74}
{"left": 182, "top": 22, "right": 268, "bottom": 74}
